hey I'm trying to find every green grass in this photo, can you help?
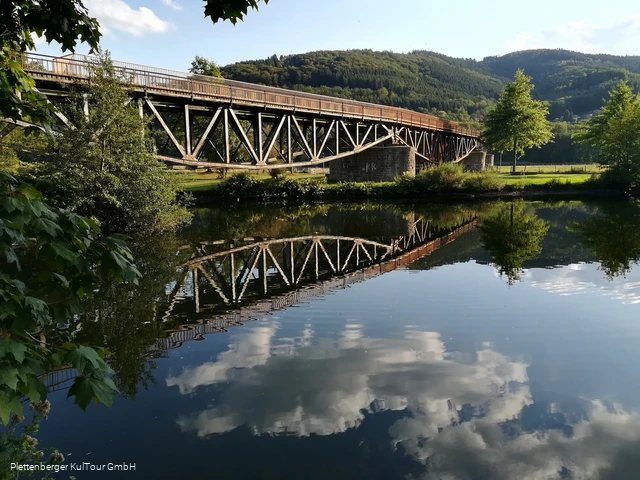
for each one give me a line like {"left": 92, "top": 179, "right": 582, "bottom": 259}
{"left": 173, "top": 170, "right": 325, "bottom": 192}
{"left": 494, "top": 164, "right": 599, "bottom": 174}
{"left": 501, "top": 173, "right": 593, "bottom": 186}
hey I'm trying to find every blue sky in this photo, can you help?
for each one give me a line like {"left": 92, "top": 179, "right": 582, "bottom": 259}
{"left": 33, "top": 0, "right": 640, "bottom": 71}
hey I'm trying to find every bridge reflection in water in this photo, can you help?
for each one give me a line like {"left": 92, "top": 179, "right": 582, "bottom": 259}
{"left": 41, "top": 215, "right": 476, "bottom": 391}
{"left": 160, "top": 216, "right": 477, "bottom": 350}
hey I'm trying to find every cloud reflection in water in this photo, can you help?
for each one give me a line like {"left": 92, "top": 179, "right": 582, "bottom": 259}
{"left": 166, "top": 314, "right": 640, "bottom": 479}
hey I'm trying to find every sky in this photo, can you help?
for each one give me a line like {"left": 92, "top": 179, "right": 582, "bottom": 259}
{"left": 32, "top": 0, "right": 640, "bottom": 72}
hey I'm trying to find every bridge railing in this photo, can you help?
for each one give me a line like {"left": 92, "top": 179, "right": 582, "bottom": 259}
{"left": 23, "top": 52, "right": 480, "bottom": 137}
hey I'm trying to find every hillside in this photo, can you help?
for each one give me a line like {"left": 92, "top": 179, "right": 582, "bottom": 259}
{"left": 484, "top": 50, "right": 640, "bottom": 119}
{"left": 220, "top": 49, "right": 640, "bottom": 123}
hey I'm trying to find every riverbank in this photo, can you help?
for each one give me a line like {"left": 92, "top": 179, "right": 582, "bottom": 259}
{"left": 178, "top": 166, "right": 631, "bottom": 204}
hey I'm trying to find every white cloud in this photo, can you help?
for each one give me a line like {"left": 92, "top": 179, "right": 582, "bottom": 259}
{"left": 169, "top": 324, "right": 531, "bottom": 438}
{"left": 525, "top": 263, "right": 640, "bottom": 305}
{"left": 86, "top": 0, "right": 173, "bottom": 36}
{"left": 396, "top": 401, "right": 640, "bottom": 480}
{"left": 504, "top": 15, "right": 640, "bottom": 55}
{"left": 31, "top": 32, "right": 47, "bottom": 47}
{"left": 161, "top": 0, "right": 183, "bottom": 11}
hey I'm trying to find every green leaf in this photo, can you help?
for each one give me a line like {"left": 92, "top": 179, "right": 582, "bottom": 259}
{"left": 53, "top": 273, "right": 70, "bottom": 288}
{"left": 1, "top": 196, "right": 23, "bottom": 213}
{"left": 0, "top": 365, "right": 20, "bottom": 390}
{"left": 0, "top": 339, "right": 28, "bottom": 363}
{"left": 33, "top": 216, "right": 62, "bottom": 237}
{"left": 24, "top": 376, "right": 47, "bottom": 402}
{"left": 5, "top": 248, "right": 20, "bottom": 270}
{"left": 65, "top": 345, "right": 106, "bottom": 372}
{"left": 0, "top": 390, "right": 23, "bottom": 425}
{"left": 19, "top": 183, "right": 42, "bottom": 200}
{"left": 67, "top": 375, "right": 116, "bottom": 410}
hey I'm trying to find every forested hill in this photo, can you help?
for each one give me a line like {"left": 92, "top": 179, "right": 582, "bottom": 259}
{"left": 221, "top": 50, "right": 502, "bottom": 122}
{"left": 220, "top": 49, "right": 640, "bottom": 123}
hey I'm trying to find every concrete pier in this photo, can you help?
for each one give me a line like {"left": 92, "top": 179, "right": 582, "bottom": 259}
{"left": 461, "top": 151, "right": 494, "bottom": 171}
{"left": 328, "top": 146, "right": 416, "bottom": 182}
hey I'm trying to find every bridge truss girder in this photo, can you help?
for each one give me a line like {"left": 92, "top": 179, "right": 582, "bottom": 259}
{"left": 1, "top": 93, "right": 480, "bottom": 169}
{"left": 141, "top": 96, "right": 479, "bottom": 169}
{"left": 395, "top": 127, "right": 480, "bottom": 165}
{"left": 144, "top": 98, "right": 395, "bottom": 169}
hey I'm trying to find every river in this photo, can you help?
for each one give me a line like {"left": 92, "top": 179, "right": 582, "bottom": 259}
{"left": 36, "top": 199, "right": 640, "bottom": 479}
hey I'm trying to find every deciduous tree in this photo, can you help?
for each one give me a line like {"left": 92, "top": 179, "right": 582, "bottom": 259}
{"left": 573, "top": 81, "right": 640, "bottom": 187}
{"left": 483, "top": 70, "right": 553, "bottom": 173}
{"left": 38, "top": 54, "right": 191, "bottom": 234}
{"left": 570, "top": 201, "right": 640, "bottom": 278}
{"left": 0, "top": 172, "right": 140, "bottom": 427}
{"left": 190, "top": 55, "right": 222, "bottom": 77}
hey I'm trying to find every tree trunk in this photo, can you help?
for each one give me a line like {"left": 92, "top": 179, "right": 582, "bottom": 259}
{"left": 512, "top": 138, "right": 518, "bottom": 174}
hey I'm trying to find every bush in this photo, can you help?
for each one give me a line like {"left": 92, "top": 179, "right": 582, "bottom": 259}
{"left": 462, "top": 170, "right": 505, "bottom": 192}
{"left": 330, "top": 181, "right": 375, "bottom": 196}
{"left": 0, "top": 146, "right": 21, "bottom": 173}
{"left": 394, "top": 163, "right": 505, "bottom": 194}
{"left": 275, "top": 178, "right": 326, "bottom": 198}
{"left": 414, "top": 163, "right": 466, "bottom": 192}
{"left": 217, "top": 171, "right": 258, "bottom": 198}
{"left": 591, "top": 169, "right": 632, "bottom": 189}
{"left": 269, "top": 168, "right": 288, "bottom": 180}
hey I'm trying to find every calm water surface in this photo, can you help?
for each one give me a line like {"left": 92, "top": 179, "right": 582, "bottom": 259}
{"left": 38, "top": 199, "right": 640, "bottom": 479}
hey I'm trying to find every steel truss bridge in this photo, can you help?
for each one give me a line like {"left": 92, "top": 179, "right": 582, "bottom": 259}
{"left": 14, "top": 53, "right": 481, "bottom": 170}
{"left": 40, "top": 218, "right": 476, "bottom": 392}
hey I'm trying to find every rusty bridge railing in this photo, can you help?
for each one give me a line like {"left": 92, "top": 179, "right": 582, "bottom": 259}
{"left": 23, "top": 52, "right": 480, "bottom": 138}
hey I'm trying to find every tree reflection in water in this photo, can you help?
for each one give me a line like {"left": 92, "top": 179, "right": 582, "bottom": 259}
{"left": 479, "top": 201, "right": 549, "bottom": 285}
{"left": 571, "top": 201, "right": 640, "bottom": 279}
{"left": 75, "top": 235, "right": 186, "bottom": 399}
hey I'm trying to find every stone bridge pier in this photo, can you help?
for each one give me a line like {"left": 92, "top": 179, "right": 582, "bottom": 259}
{"left": 460, "top": 148, "right": 494, "bottom": 172}
{"left": 328, "top": 146, "right": 416, "bottom": 182}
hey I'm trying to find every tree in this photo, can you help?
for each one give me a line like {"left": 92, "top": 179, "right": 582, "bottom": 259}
{"left": 573, "top": 81, "right": 640, "bottom": 188}
{"left": 0, "top": 172, "right": 140, "bottom": 425}
{"left": 204, "top": 0, "right": 269, "bottom": 24}
{"left": 190, "top": 55, "right": 222, "bottom": 77}
{"left": 479, "top": 202, "right": 549, "bottom": 285}
{"left": 483, "top": 70, "right": 554, "bottom": 173}
{"left": 38, "top": 54, "right": 191, "bottom": 234}
{"left": 0, "top": 0, "right": 101, "bottom": 127}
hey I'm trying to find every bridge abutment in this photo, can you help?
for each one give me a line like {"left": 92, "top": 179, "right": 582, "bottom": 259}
{"left": 328, "top": 146, "right": 416, "bottom": 182}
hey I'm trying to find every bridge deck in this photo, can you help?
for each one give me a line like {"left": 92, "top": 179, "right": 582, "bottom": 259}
{"left": 24, "top": 53, "right": 479, "bottom": 138}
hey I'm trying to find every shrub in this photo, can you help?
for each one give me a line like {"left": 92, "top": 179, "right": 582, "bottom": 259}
{"left": 269, "top": 168, "right": 288, "bottom": 180}
{"left": 415, "top": 163, "right": 466, "bottom": 192}
{"left": 591, "top": 169, "right": 631, "bottom": 189}
{"left": 394, "top": 172, "right": 418, "bottom": 194}
{"left": 462, "top": 170, "right": 505, "bottom": 192}
{"left": 217, "top": 171, "right": 258, "bottom": 198}
{"left": 503, "top": 182, "right": 525, "bottom": 192}
{"left": 0, "top": 146, "right": 21, "bottom": 173}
